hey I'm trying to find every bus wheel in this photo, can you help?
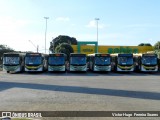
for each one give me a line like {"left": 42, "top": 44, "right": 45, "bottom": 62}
{"left": 7, "top": 71, "right": 10, "bottom": 73}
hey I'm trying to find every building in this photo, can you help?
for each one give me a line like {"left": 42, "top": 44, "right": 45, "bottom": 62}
{"left": 72, "top": 41, "right": 153, "bottom": 54}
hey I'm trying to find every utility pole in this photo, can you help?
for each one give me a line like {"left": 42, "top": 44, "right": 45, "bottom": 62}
{"left": 95, "top": 18, "right": 100, "bottom": 53}
{"left": 44, "top": 17, "right": 49, "bottom": 54}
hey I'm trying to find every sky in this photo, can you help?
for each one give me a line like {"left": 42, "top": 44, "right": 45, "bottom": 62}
{"left": 0, "top": 0, "right": 160, "bottom": 53}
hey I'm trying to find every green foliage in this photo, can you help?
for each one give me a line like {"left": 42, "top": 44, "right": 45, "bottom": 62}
{"left": 153, "top": 41, "right": 160, "bottom": 58}
{"left": 0, "top": 44, "right": 14, "bottom": 50}
{"left": 55, "top": 43, "right": 74, "bottom": 60}
{"left": 0, "top": 45, "right": 14, "bottom": 64}
{"left": 0, "top": 45, "right": 14, "bottom": 55}
{"left": 138, "top": 43, "right": 152, "bottom": 46}
{"left": 50, "top": 35, "right": 77, "bottom": 53}
{"left": 154, "top": 41, "right": 160, "bottom": 50}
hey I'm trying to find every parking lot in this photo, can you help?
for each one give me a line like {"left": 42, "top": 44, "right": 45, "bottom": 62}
{"left": 0, "top": 71, "right": 160, "bottom": 120}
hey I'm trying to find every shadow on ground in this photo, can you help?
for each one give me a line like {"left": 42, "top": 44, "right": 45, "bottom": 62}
{"left": 0, "top": 81, "right": 160, "bottom": 101}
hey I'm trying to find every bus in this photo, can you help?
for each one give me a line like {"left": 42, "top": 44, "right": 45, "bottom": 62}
{"left": 24, "top": 53, "right": 47, "bottom": 72}
{"left": 134, "top": 53, "right": 158, "bottom": 72}
{"left": 111, "top": 53, "right": 134, "bottom": 72}
{"left": 88, "top": 53, "right": 111, "bottom": 72}
{"left": 48, "top": 53, "right": 66, "bottom": 72}
{"left": 3, "top": 53, "right": 25, "bottom": 73}
{"left": 69, "top": 53, "right": 87, "bottom": 72}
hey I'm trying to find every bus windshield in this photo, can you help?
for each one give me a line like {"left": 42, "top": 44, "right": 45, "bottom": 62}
{"left": 70, "top": 56, "right": 86, "bottom": 65}
{"left": 25, "top": 56, "right": 42, "bottom": 65}
{"left": 118, "top": 56, "right": 133, "bottom": 65}
{"left": 49, "top": 56, "right": 65, "bottom": 65}
{"left": 95, "top": 57, "right": 110, "bottom": 65}
{"left": 3, "top": 57, "right": 20, "bottom": 65}
{"left": 142, "top": 56, "right": 157, "bottom": 65}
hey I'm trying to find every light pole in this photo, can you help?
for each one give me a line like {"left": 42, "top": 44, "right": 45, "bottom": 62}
{"left": 44, "top": 17, "right": 49, "bottom": 54}
{"left": 28, "top": 40, "right": 39, "bottom": 53}
{"left": 95, "top": 18, "right": 99, "bottom": 53}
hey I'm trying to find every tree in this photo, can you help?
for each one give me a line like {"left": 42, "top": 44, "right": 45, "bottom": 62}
{"left": 138, "top": 43, "right": 152, "bottom": 46}
{"left": 55, "top": 43, "right": 74, "bottom": 61}
{"left": 154, "top": 41, "right": 160, "bottom": 50}
{"left": 0, "top": 45, "right": 14, "bottom": 55}
{"left": 0, "top": 44, "right": 14, "bottom": 65}
{"left": 50, "top": 35, "right": 77, "bottom": 53}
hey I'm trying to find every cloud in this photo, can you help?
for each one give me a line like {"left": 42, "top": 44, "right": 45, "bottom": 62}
{"left": 0, "top": 17, "right": 31, "bottom": 32}
{"left": 86, "top": 20, "right": 96, "bottom": 28}
{"left": 56, "top": 17, "right": 70, "bottom": 22}
{"left": 86, "top": 20, "right": 106, "bottom": 29}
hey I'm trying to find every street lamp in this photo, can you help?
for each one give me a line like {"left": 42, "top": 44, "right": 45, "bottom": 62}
{"left": 95, "top": 18, "right": 99, "bottom": 53}
{"left": 28, "top": 40, "right": 39, "bottom": 53}
{"left": 44, "top": 17, "right": 49, "bottom": 54}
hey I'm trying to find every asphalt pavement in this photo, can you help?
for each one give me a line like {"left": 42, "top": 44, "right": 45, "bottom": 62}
{"left": 0, "top": 71, "right": 160, "bottom": 120}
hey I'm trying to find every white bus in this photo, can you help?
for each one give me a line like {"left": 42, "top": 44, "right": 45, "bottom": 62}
{"left": 24, "top": 53, "right": 47, "bottom": 72}
{"left": 3, "top": 53, "right": 25, "bottom": 73}
{"left": 134, "top": 53, "right": 158, "bottom": 72}
{"left": 88, "top": 53, "right": 111, "bottom": 72}
{"left": 48, "top": 53, "right": 66, "bottom": 72}
{"left": 69, "top": 53, "right": 87, "bottom": 72}
{"left": 111, "top": 53, "right": 134, "bottom": 72}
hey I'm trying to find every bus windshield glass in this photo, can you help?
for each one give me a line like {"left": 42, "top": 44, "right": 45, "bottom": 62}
{"left": 49, "top": 56, "right": 65, "bottom": 65}
{"left": 118, "top": 56, "right": 133, "bottom": 65}
{"left": 70, "top": 57, "right": 86, "bottom": 65}
{"left": 95, "top": 57, "right": 110, "bottom": 65}
{"left": 25, "top": 56, "right": 42, "bottom": 65}
{"left": 142, "top": 56, "right": 157, "bottom": 65}
{"left": 3, "top": 57, "right": 20, "bottom": 65}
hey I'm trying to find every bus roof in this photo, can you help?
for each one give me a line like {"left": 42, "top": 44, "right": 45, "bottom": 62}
{"left": 25, "top": 53, "right": 42, "bottom": 56}
{"left": 118, "top": 54, "right": 133, "bottom": 57}
{"left": 142, "top": 53, "right": 157, "bottom": 57}
{"left": 88, "top": 53, "right": 110, "bottom": 57}
{"left": 133, "top": 53, "right": 157, "bottom": 57}
{"left": 3, "top": 53, "right": 19, "bottom": 57}
{"left": 49, "top": 53, "right": 65, "bottom": 57}
{"left": 70, "top": 53, "right": 86, "bottom": 57}
{"left": 3, "top": 52, "right": 26, "bottom": 57}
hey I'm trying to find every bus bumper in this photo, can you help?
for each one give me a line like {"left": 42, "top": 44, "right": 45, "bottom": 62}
{"left": 48, "top": 65, "right": 65, "bottom": 71}
{"left": 117, "top": 67, "right": 134, "bottom": 72}
{"left": 3, "top": 65, "right": 21, "bottom": 72}
{"left": 70, "top": 65, "right": 87, "bottom": 71}
{"left": 25, "top": 67, "right": 43, "bottom": 72}
{"left": 141, "top": 65, "right": 158, "bottom": 72}
{"left": 94, "top": 65, "right": 111, "bottom": 71}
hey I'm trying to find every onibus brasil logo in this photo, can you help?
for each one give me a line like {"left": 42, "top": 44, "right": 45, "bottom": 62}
{"left": 1, "top": 111, "right": 42, "bottom": 118}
